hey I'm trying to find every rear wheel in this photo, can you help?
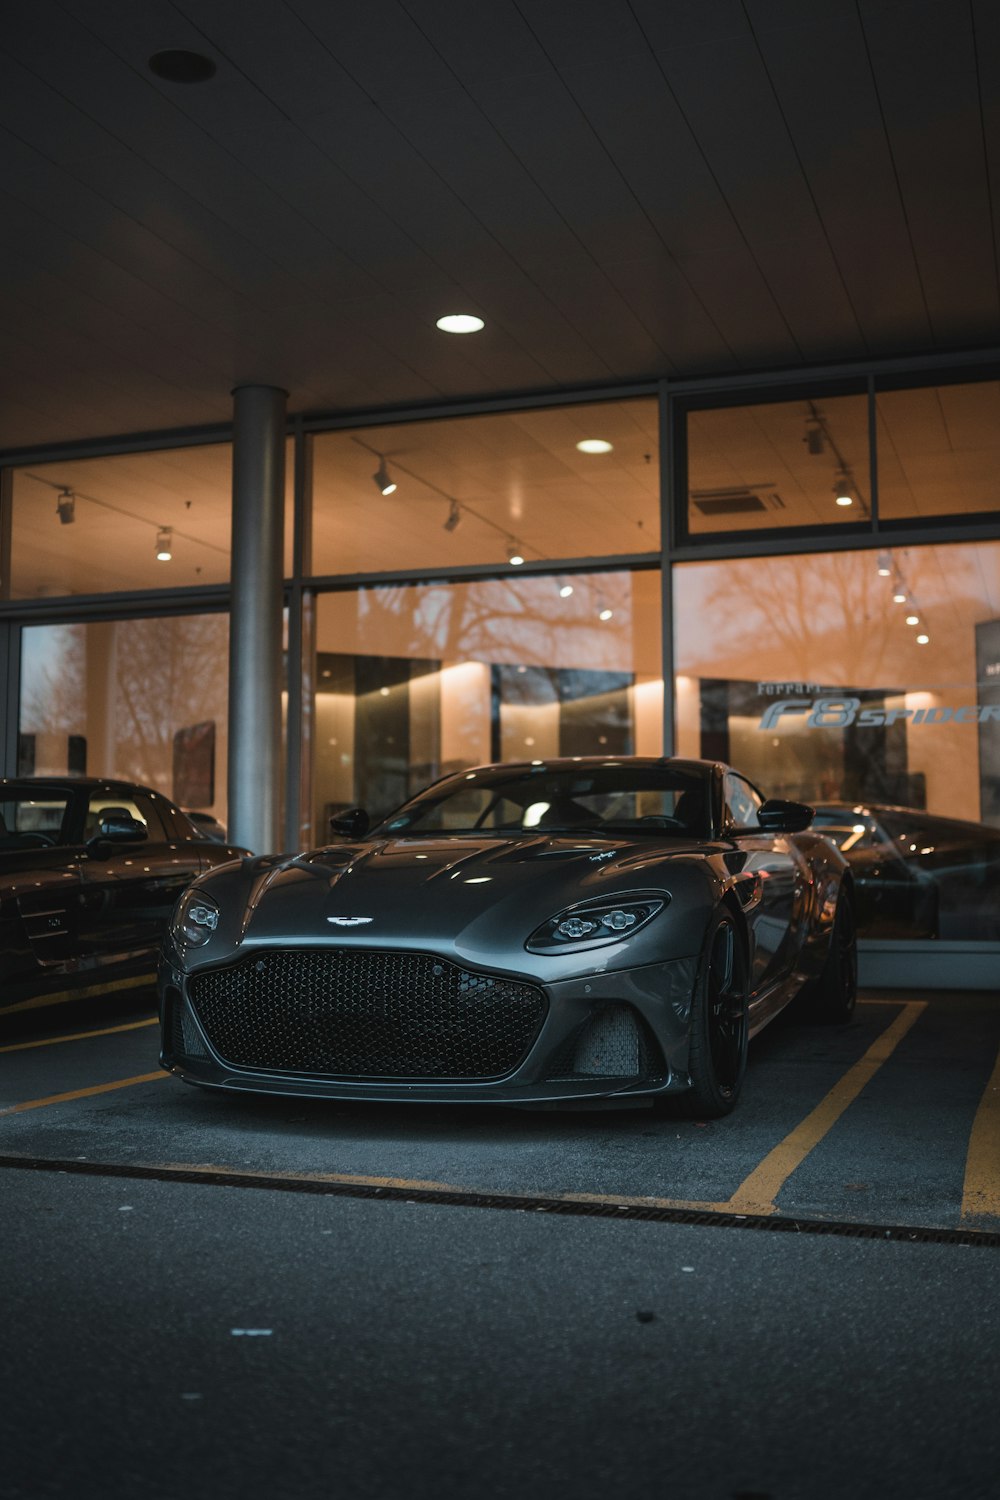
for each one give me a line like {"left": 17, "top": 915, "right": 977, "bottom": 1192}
{"left": 679, "top": 907, "right": 749, "bottom": 1118}
{"left": 808, "top": 890, "right": 857, "bottom": 1023}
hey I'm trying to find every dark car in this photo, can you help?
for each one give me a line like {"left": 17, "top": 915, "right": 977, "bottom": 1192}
{"left": 1, "top": 777, "right": 249, "bottom": 1016}
{"left": 811, "top": 802, "right": 1000, "bottom": 942}
{"left": 159, "top": 758, "right": 855, "bottom": 1117}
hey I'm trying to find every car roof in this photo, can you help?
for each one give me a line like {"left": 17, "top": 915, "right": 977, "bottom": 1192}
{"left": 0, "top": 776, "right": 167, "bottom": 797}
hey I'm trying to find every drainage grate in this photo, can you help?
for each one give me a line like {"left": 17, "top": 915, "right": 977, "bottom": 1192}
{"left": 1, "top": 1155, "right": 997, "bottom": 1249}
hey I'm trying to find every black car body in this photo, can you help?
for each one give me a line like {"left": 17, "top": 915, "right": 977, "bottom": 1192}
{"left": 1, "top": 777, "right": 248, "bottom": 1015}
{"left": 159, "top": 758, "right": 856, "bottom": 1116}
{"left": 811, "top": 802, "right": 1000, "bottom": 941}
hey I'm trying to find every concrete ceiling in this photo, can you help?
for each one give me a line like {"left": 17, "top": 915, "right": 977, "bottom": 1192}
{"left": 2, "top": 0, "right": 999, "bottom": 453}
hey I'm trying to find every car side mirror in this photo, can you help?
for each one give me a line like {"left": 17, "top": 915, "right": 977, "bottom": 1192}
{"left": 757, "top": 799, "right": 814, "bottom": 834}
{"left": 87, "top": 813, "right": 148, "bottom": 852}
{"left": 329, "top": 806, "right": 370, "bottom": 839}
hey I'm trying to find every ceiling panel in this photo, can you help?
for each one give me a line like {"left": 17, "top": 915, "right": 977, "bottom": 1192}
{"left": 0, "top": 0, "right": 997, "bottom": 450}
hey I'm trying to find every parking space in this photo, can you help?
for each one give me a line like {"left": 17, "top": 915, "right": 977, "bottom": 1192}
{"left": 2, "top": 988, "right": 999, "bottom": 1236}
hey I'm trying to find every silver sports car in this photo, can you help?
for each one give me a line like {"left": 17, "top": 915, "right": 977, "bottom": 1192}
{"left": 158, "top": 758, "right": 856, "bottom": 1116}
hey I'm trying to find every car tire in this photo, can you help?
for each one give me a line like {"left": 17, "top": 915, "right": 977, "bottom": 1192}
{"left": 807, "top": 890, "right": 857, "bottom": 1024}
{"left": 676, "top": 906, "right": 749, "bottom": 1118}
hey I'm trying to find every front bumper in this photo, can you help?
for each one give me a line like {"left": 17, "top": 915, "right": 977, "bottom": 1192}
{"left": 158, "top": 945, "right": 698, "bottom": 1105}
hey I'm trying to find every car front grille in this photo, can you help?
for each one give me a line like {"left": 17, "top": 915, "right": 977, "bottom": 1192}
{"left": 189, "top": 948, "right": 547, "bottom": 1080}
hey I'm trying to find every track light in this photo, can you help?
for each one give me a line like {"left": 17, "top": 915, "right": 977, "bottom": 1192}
{"left": 443, "top": 500, "right": 461, "bottom": 533}
{"left": 559, "top": 584, "right": 574, "bottom": 598}
{"left": 373, "top": 458, "right": 397, "bottom": 496}
{"left": 804, "top": 421, "right": 825, "bottom": 455}
{"left": 56, "top": 488, "right": 75, "bottom": 525}
{"left": 877, "top": 551, "right": 892, "bottom": 576}
{"left": 906, "top": 614, "right": 919, "bottom": 626}
{"left": 893, "top": 590, "right": 907, "bottom": 604}
{"left": 598, "top": 608, "right": 614, "bottom": 622}
{"left": 508, "top": 543, "right": 525, "bottom": 566}
{"left": 155, "top": 527, "right": 173, "bottom": 561}
{"left": 916, "top": 634, "right": 929, "bottom": 645}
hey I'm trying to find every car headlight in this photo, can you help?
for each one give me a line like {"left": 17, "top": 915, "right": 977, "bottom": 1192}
{"left": 527, "top": 895, "right": 666, "bottom": 953}
{"left": 172, "top": 888, "right": 221, "bottom": 948}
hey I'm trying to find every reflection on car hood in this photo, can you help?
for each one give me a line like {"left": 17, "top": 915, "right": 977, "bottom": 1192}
{"left": 218, "top": 832, "right": 715, "bottom": 957}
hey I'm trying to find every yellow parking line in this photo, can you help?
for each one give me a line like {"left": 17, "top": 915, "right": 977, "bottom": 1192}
{"left": 0, "top": 1017, "right": 158, "bottom": 1055}
{"left": 725, "top": 1000, "right": 928, "bottom": 1216}
{"left": 3, "top": 975, "right": 155, "bottom": 1016}
{"left": 961, "top": 1040, "right": 1000, "bottom": 1224}
{"left": 0, "top": 1071, "right": 168, "bottom": 1116}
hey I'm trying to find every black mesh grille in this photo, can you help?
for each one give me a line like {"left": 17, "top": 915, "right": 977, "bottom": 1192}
{"left": 189, "top": 948, "right": 547, "bottom": 1080}
{"left": 543, "top": 1004, "right": 665, "bottom": 1083}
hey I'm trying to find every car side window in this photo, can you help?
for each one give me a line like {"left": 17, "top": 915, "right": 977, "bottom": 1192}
{"left": 85, "top": 792, "right": 170, "bottom": 842}
{"left": 723, "top": 773, "right": 763, "bottom": 832}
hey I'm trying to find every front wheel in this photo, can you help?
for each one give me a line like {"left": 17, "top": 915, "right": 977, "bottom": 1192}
{"left": 680, "top": 907, "right": 749, "bottom": 1118}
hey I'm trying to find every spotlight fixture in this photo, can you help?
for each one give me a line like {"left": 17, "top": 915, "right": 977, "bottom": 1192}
{"left": 373, "top": 459, "right": 397, "bottom": 496}
{"left": 155, "top": 527, "right": 173, "bottom": 561}
{"left": 598, "top": 608, "right": 614, "bottom": 622}
{"left": 893, "top": 591, "right": 907, "bottom": 604}
{"left": 576, "top": 439, "right": 613, "bottom": 455}
{"left": 559, "top": 584, "right": 574, "bottom": 598}
{"left": 906, "top": 614, "right": 920, "bottom": 626}
{"left": 804, "top": 421, "right": 825, "bottom": 455}
{"left": 56, "top": 488, "right": 75, "bottom": 525}
{"left": 508, "top": 543, "right": 525, "bottom": 566}
{"left": 877, "top": 551, "right": 892, "bottom": 576}
{"left": 443, "top": 500, "right": 461, "bottom": 533}
{"left": 436, "top": 313, "right": 485, "bottom": 334}
{"left": 916, "top": 634, "right": 930, "bottom": 645}
{"left": 834, "top": 487, "right": 853, "bottom": 507}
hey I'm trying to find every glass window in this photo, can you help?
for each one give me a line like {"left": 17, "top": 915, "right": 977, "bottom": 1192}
{"left": 18, "top": 614, "right": 230, "bottom": 830}
{"left": 0, "top": 789, "right": 72, "bottom": 847}
{"left": 310, "top": 399, "right": 659, "bottom": 577}
{"left": 7, "top": 440, "right": 294, "bottom": 599}
{"left": 684, "top": 391, "right": 869, "bottom": 535}
{"left": 674, "top": 541, "right": 1000, "bottom": 941}
{"left": 378, "top": 763, "right": 710, "bottom": 838}
{"left": 83, "top": 790, "right": 170, "bottom": 842}
{"left": 723, "top": 772, "right": 763, "bottom": 829}
{"left": 875, "top": 379, "right": 1000, "bottom": 520}
{"left": 312, "top": 569, "right": 662, "bottom": 836}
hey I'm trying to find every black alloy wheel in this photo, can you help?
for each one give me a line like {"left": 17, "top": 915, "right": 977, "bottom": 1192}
{"left": 810, "top": 890, "right": 858, "bottom": 1023}
{"left": 683, "top": 907, "right": 749, "bottom": 1117}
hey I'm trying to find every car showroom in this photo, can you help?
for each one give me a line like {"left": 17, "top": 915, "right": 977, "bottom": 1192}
{"left": 1, "top": 5, "right": 998, "bottom": 1499}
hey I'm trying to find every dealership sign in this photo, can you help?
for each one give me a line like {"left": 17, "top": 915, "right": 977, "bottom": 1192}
{"left": 759, "top": 696, "right": 1000, "bottom": 729}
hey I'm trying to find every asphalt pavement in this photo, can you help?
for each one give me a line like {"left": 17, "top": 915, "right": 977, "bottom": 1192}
{"left": 2, "top": 986, "right": 999, "bottom": 1499}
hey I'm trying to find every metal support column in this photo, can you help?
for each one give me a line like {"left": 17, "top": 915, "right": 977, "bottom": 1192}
{"left": 228, "top": 384, "right": 287, "bottom": 854}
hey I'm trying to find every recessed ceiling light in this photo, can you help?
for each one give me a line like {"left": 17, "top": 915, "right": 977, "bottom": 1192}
{"left": 436, "top": 314, "right": 484, "bottom": 334}
{"left": 576, "top": 439, "right": 613, "bottom": 454}
{"left": 148, "top": 50, "right": 216, "bottom": 84}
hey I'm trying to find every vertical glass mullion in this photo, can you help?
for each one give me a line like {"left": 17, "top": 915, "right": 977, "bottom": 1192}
{"left": 659, "top": 379, "right": 675, "bottom": 755}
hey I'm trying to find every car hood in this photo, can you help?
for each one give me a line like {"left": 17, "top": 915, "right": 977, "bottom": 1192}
{"left": 189, "top": 832, "right": 721, "bottom": 972}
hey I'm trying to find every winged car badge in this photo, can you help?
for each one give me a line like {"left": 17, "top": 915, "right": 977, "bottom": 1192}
{"left": 326, "top": 915, "right": 375, "bottom": 926}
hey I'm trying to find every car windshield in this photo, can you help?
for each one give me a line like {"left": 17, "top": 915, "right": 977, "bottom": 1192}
{"left": 0, "top": 790, "right": 72, "bottom": 848}
{"left": 373, "top": 764, "right": 712, "bottom": 839}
